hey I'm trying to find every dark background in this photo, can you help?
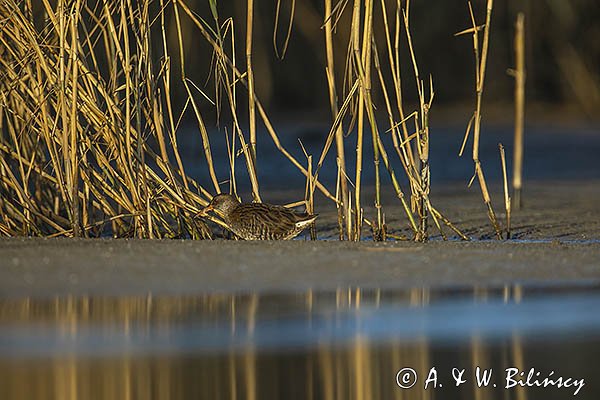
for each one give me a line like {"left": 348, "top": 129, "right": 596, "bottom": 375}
{"left": 173, "top": 0, "right": 600, "bottom": 119}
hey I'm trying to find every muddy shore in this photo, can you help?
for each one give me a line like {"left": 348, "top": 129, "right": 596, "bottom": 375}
{"left": 2, "top": 238, "right": 600, "bottom": 298}
{"left": 1, "top": 181, "right": 599, "bottom": 297}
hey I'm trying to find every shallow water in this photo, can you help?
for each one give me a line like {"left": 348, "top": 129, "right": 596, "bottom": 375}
{"left": 186, "top": 122, "right": 600, "bottom": 192}
{"left": 0, "top": 284, "right": 598, "bottom": 399}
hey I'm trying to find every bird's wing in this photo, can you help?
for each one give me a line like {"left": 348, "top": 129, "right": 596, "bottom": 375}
{"left": 233, "top": 204, "right": 307, "bottom": 238}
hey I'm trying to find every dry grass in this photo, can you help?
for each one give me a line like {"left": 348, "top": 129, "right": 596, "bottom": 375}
{"left": 0, "top": 0, "right": 518, "bottom": 241}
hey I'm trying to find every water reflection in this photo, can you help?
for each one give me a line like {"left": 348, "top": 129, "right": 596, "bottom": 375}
{"left": 0, "top": 285, "right": 599, "bottom": 400}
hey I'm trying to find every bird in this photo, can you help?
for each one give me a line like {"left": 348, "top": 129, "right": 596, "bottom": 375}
{"left": 199, "top": 193, "right": 317, "bottom": 240}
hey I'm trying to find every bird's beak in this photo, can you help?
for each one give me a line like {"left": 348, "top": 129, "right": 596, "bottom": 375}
{"left": 197, "top": 204, "right": 213, "bottom": 218}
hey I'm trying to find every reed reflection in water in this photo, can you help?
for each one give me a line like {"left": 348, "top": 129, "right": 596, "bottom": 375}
{"left": 0, "top": 286, "right": 598, "bottom": 400}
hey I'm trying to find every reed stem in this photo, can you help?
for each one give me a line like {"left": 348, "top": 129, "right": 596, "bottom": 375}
{"left": 512, "top": 13, "right": 525, "bottom": 211}
{"left": 324, "top": 0, "right": 349, "bottom": 240}
{"left": 246, "top": 0, "right": 258, "bottom": 181}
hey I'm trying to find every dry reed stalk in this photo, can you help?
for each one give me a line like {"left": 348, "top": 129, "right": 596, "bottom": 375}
{"left": 225, "top": 128, "right": 238, "bottom": 197}
{"left": 335, "top": 159, "right": 344, "bottom": 240}
{"left": 178, "top": 0, "right": 336, "bottom": 203}
{"left": 379, "top": 0, "right": 416, "bottom": 171}
{"left": 1, "top": 0, "right": 472, "bottom": 242}
{"left": 371, "top": 44, "right": 419, "bottom": 235}
{"left": 499, "top": 143, "right": 511, "bottom": 239}
{"left": 172, "top": 0, "right": 221, "bottom": 196}
{"left": 347, "top": 0, "right": 384, "bottom": 240}
{"left": 58, "top": 0, "right": 74, "bottom": 234}
{"left": 313, "top": 80, "right": 359, "bottom": 179}
{"left": 159, "top": 0, "right": 189, "bottom": 196}
{"left": 225, "top": 16, "right": 239, "bottom": 199}
{"left": 317, "top": 0, "right": 457, "bottom": 241}
{"left": 361, "top": 0, "right": 385, "bottom": 241}
{"left": 70, "top": 0, "right": 83, "bottom": 237}
{"left": 211, "top": 18, "right": 261, "bottom": 203}
{"left": 305, "top": 152, "right": 317, "bottom": 240}
{"left": 0, "top": 0, "right": 218, "bottom": 239}
{"left": 373, "top": 4, "right": 421, "bottom": 237}
{"left": 373, "top": 5, "right": 420, "bottom": 212}
{"left": 345, "top": 0, "right": 392, "bottom": 240}
{"left": 511, "top": 12, "right": 525, "bottom": 211}
{"left": 402, "top": 1, "right": 432, "bottom": 241}
{"left": 324, "top": 0, "right": 350, "bottom": 240}
{"left": 350, "top": 0, "right": 364, "bottom": 241}
{"left": 457, "top": 0, "right": 502, "bottom": 239}
{"left": 273, "top": 0, "right": 295, "bottom": 60}
{"left": 246, "top": 0, "right": 258, "bottom": 177}
{"left": 120, "top": 0, "right": 139, "bottom": 235}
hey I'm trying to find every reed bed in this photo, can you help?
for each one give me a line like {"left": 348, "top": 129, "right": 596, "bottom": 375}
{"left": 0, "top": 0, "right": 516, "bottom": 241}
{"left": 0, "top": 0, "right": 218, "bottom": 238}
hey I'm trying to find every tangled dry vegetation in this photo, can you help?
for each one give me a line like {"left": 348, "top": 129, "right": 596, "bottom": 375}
{"left": 0, "top": 0, "right": 516, "bottom": 241}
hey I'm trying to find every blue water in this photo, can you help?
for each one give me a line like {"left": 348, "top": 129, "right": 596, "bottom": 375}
{"left": 2, "top": 284, "right": 599, "bottom": 399}
{"left": 2, "top": 285, "right": 600, "bottom": 357}
{"left": 182, "top": 122, "right": 600, "bottom": 193}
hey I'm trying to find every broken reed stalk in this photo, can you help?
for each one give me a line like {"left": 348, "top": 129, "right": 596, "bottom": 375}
{"left": 512, "top": 12, "right": 525, "bottom": 211}
{"left": 458, "top": 0, "right": 502, "bottom": 239}
{"left": 499, "top": 143, "right": 511, "bottom": 239}
{"left": 324, "top": 0, "right": 350, "bottom": 240}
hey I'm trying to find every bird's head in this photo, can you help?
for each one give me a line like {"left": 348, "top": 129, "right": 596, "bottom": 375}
{"left": 198, "top": 193, "right": 240, "bottom": 219}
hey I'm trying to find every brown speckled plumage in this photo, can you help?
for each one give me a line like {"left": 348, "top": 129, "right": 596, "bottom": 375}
{"left": 201, "top": 194, "right": 317, "bottom": 240}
